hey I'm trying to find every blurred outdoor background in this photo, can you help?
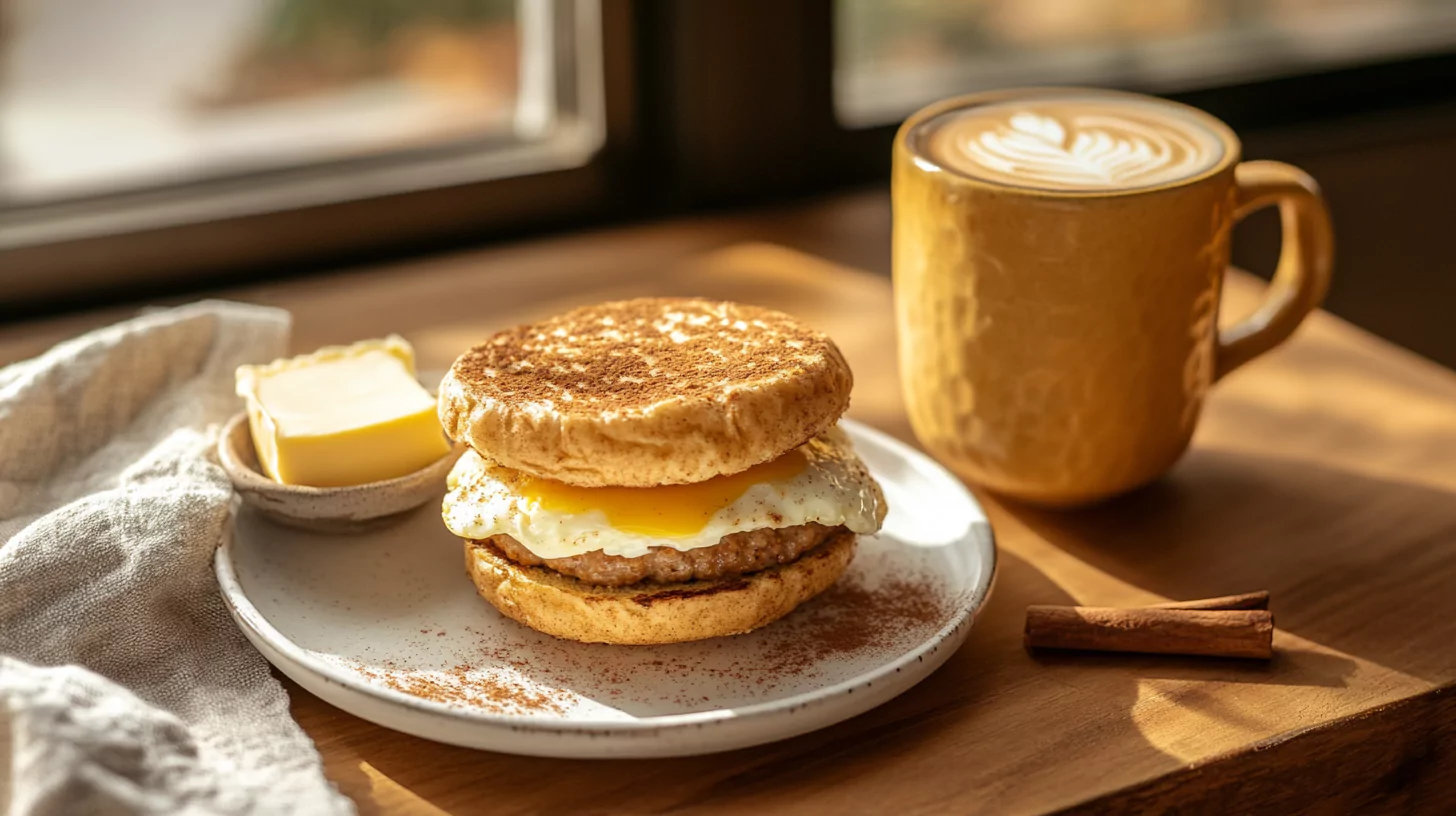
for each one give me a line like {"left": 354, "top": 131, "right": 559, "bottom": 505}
{"left": 6, "top": 0, "right": 527, "bottom": 202}
{"left": 4, "top": 0, "right": 1455, "bottom": 363}
{"left": 837, "top": 0, "right": 1456, "bottom": 125}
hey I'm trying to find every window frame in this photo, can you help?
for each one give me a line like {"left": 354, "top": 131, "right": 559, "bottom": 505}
{"left": 1, "top": 0, "right": 639, "bottom": 312}
{"left": 4, "top": 0, "right": 1455, "bottom": 316}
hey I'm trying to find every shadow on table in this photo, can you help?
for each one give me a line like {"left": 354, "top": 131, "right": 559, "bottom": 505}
{"left": 1002, "top": 447, "right": 1456, "bottom": 685}
{"left": 1027, "top": 647, "right": 1356, "bottom": 688}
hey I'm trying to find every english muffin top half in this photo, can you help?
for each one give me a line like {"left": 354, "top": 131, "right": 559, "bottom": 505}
{"left": 438, "top": 298, "right": 853, "bottom": 487}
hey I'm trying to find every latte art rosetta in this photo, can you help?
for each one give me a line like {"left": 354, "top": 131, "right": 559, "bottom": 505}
{"left": 965, "top": 112, "right": 1211, "bottom": 186}
{"left": 920, "top": 99, "right": 1226, "bottom": 191}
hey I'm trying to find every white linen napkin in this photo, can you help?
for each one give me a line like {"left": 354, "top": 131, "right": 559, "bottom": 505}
{"left": 0, "top": 302, "right": 352, "bottom": 815}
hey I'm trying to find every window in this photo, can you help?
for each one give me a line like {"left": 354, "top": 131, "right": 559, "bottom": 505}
{"left": 836, "top": 0, "right": 1456, "bottom": 127}
{"left": 3, "top": 0, "right": 605, "bottom": 248}
{"left": 4, "top": 0, "right": 1453, "bottom": 310}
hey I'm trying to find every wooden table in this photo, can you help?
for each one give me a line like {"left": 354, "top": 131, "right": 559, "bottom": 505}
{"left": 5, "top": 192, "right": 1455, "bottom": 814}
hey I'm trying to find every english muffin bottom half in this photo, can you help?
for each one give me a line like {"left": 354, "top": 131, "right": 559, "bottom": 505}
{"left": 439, "top": 298, "right": 886, "bottom": 644}
{"left": 462, "top": 530, "right": 858, "bottom": 646}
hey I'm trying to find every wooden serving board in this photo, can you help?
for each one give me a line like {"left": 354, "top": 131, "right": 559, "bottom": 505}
{"left": 5, "top": 193, "right": 1454, "bottom": 814}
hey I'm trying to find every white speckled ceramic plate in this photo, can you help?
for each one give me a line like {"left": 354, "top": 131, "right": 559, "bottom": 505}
{"left": 215, "top": 419, "right": 995, "bottom": 758}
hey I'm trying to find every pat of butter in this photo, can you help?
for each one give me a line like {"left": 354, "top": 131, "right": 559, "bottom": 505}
{"left": 235, "top": 336, "right": 450, "bottom": 487}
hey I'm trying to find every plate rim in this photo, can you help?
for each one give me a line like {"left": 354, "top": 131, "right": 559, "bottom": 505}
{"left": 215, "top": 417, "right": 997, "bottom": 734}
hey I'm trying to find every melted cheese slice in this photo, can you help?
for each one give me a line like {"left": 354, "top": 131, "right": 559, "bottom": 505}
{"left": 443, "top": 426, "right": 886, "bottom": 560}
{"left": 236, "top": 337, "right": 451, "bottom": 487}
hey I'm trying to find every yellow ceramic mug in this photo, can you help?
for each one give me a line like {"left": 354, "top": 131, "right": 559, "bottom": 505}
{"left": 893, "top": 88, "right": 1333, "bottom": 506}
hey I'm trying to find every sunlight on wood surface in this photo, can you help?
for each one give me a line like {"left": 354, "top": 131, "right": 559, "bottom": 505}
{"left": 6, "top": 192, "right": 1454, "bottom": 813}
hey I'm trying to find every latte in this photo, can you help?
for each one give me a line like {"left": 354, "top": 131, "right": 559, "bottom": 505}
{"left": 894, "top": 88, "right": 1333, "bottom": 505}
{"left": 913, "top": 95, "right": 1229, "bottom": 192}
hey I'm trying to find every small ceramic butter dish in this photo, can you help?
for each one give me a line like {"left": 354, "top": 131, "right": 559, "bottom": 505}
{"left": 217, "top": 412, "right": 462, "bottom": 533}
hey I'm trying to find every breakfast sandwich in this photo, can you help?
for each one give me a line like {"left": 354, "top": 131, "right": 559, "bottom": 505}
{"left": 437, "top": 298, "right": 887, "bottom": 645}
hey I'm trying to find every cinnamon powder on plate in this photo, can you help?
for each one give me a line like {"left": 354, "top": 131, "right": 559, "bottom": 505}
{"left": 351, "top": 662, "right": 574, "bottom": 715}
{"left": 342, "top": 572, "right": 950, "bottom": 713}
{"left": 757, "top": 576, "right": 947, "bottom": 676}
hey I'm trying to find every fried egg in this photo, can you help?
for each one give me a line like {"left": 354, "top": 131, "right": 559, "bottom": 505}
{"left": 442, "top": 425, "right": 886, "bottom": 560}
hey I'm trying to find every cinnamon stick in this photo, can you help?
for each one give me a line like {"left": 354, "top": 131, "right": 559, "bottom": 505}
{"left": 1149, "top": 591, "right": 1270, "bottom": 611}
{"left": 1024, "top": 606, "right": 1274, "bottom": 660}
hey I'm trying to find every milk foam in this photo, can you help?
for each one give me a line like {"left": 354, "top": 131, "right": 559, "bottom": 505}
{"left": 917, "top": 97, "right": 1227, "bottom": 191}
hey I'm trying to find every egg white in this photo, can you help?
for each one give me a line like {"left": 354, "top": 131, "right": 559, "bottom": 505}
{"left": 442, "top": 425, "right": 886, "bottom": 560}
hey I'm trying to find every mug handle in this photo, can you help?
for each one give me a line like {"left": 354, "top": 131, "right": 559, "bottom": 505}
{"left": 1215, "top": 161, "right": 1335, "bottom": 380}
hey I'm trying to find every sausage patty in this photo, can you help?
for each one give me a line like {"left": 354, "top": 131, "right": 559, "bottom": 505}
{"left": 482, "top": 523, "right": 844, "bottom": 587}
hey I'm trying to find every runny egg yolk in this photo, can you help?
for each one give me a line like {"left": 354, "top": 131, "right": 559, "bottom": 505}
{"left": 519, "top": 448, "right": 810, "bottom": 537}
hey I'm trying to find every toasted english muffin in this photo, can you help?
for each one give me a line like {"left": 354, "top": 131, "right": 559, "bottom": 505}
{"left": 462, "top": 530, "right": 856, "bottom": 645}
{"left": 437, "top": 298, "right": 852, "bottom": 487}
